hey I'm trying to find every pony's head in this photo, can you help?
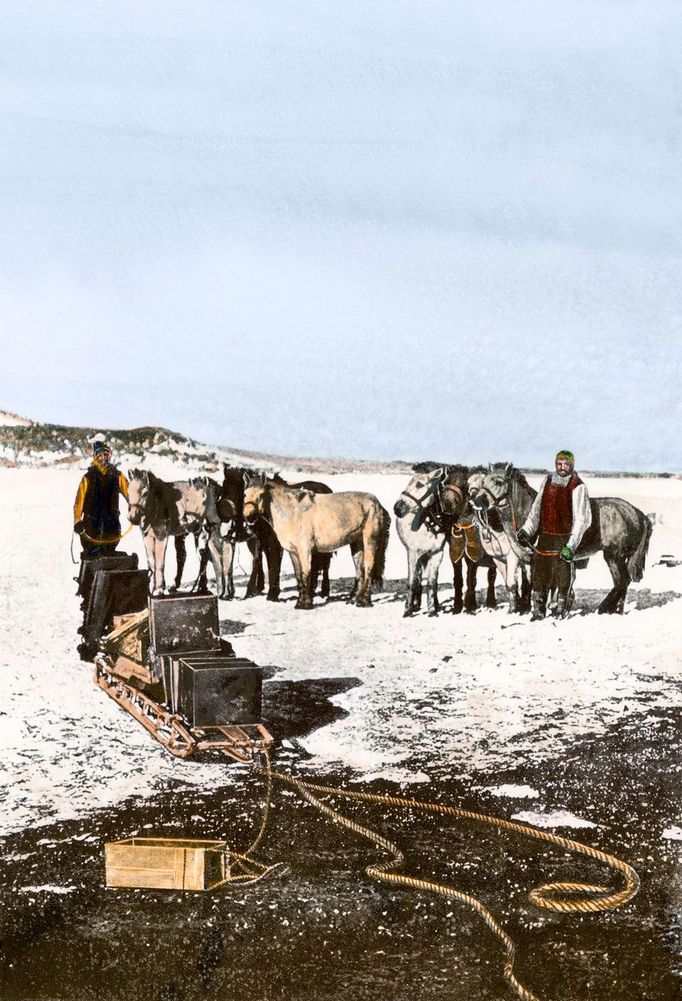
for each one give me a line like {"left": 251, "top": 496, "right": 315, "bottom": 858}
{"left": 127, "top": 468, "right": 152, "bottom": 526}
{"left": 243, "top": 483, "right": 267, "bottom": 525}
{"left": 468, "top": 463, "right": 514, "bottom": 513}
{"left": 440, "top": 466, "right": 470, "bottom": 520}
{"left": 393, "top": 468, "right": 445, "bottom": 520}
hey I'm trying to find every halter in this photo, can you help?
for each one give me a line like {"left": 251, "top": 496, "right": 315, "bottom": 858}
{"left": 400, "top": 479, "right": 449, "bottom": 535}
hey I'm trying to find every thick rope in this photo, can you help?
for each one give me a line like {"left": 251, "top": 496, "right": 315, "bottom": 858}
{"left": 78, "top": 523, "right": 136, "bottom": 545}
{"left": 259, "top": 763, "right": 638, "bottom": 1001}
{"left": 217, "top": 749, "right": 278, "bottom": 886}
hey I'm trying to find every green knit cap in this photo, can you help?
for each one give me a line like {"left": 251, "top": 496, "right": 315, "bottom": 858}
{"left": 555, "top": 450, "right": 575, "bottom": 463}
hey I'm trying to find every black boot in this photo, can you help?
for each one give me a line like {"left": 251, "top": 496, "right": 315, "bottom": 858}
{"left": 530, "top": 590, "right": 547, "bottom": 621}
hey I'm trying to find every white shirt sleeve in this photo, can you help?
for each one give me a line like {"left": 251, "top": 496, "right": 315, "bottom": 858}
{"left": 520, "top": 476, "right": 548, "bottom": 538}
{"left": 568, "top": 484, "right": 592, "bottom": 552}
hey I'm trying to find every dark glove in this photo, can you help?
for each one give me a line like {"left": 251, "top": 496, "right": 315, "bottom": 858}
{"left": 516, "top": 528, "right": 531, "bottom": 548}
{"left": 560, "top": 545, "right": 573, "bottom": 563}
{"left": 74, "top": 520, "right": 85, "bottom": 536}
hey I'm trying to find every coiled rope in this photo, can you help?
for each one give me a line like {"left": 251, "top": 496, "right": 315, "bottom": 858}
{"left": 252, "top": 755, "right": 639, "bottom": 1001}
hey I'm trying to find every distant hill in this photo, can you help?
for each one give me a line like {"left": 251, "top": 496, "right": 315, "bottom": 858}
{"left": 0, "top": 411, "right": 675, "bottom": 477}
{"left": 0, "top": 415, "right": 413, "bottom": 475}
{"left": 0, "top": 409, "right": 33, "bottom": 427}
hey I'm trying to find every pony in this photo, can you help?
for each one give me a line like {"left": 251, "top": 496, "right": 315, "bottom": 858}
{"left": 466, "top": 468, "right": 531, "bottom": 613}
{"left": 243, "top": 478, "right": 390, "bottom": 609}
{"left": 127, "top": 469, "right": 234, "bottom": 597}
{"left": 393, "top": 469, "right": 447, "bottom": 616}
{"left": 469, "top": 463, "right": 652, "bottom": 614}
{"left": 439, "top": 465, "right": 499, "bottom": 614}
{"left": 219, "top": 466, "right": 333, "bottom": 601}
{"left": 394, "top": 466, "right": 497, "bottom": 617}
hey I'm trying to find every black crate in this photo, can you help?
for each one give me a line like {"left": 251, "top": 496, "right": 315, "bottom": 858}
{"left": 177, "top": 657, "right": 262, "bottom": 728}
{"left": 149, "top": 595, "right": 220, "bottom": 656}
{"left": 77, "top": 552, "right": 139, "bottom": 606}
{"left": 78, "top": 568, "right": 149, "bottom": 661}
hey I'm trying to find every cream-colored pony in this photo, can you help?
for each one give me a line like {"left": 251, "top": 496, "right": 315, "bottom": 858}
{"left": 243, "top": 479, "right": 390, "bottom": 609}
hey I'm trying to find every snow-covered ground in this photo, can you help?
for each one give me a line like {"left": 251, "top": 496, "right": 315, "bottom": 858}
{"left": 0, "top": 465, "right": 680, "bottom": 839}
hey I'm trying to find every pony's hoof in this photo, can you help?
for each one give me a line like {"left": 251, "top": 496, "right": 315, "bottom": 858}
{"left": 267, "top": 591, "right": 280, "bottom": 603}
{"left": 452, "top": 604, "right": 463, "bottom": 615}
{"left": 403, "top": 609, "right": 413, "bottom": 618}
{"left": 294, "top": 601, "right": 313, "bottom": 610}
{"left": 428, "top": 610, "right": 438, "bottom": 618}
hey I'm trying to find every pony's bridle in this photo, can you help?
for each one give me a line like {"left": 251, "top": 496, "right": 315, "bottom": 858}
{"left": 399, "top": 479, "right": 449, "bottom": 534}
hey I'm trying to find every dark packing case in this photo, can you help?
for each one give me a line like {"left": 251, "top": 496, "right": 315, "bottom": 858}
{"left": 176, "top": 657, "right": 262, "bottom": 728}
{"left": 77, "top": 552, "right": 139, "bottom": 609}
{"left": 78, "top": 568, "right": 149, "bottom": 661}
{"left": 148, "top": 594, "right": 220, "bottom": 655}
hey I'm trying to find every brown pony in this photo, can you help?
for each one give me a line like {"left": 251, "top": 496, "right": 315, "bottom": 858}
{"left": 243, "top": 478, "right": 390, "bottom": 609}
{"left": 440, "top": 465, "right": 500, "bottom": 614}
{"left": 219, "top": 466, "right": 333, "bottom": 601}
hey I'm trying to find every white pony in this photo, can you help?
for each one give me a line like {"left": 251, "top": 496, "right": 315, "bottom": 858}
{"left": 393, "top": 469, "right": 447, "bottom": 617}
{"left": 467, "top": 469, "right": 530, "bottom": 613}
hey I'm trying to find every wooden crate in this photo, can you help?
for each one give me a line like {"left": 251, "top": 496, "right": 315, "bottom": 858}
{"left": 105, "top": 837, "right": 230, "bottom": 891}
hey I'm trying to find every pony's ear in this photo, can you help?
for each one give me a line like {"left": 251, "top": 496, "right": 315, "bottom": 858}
{"left": 488, "top": 462, "right": 493, "bottom": 472}
{"left": 142, "top": 471, "right": 150, "bottom": 486}
{"left": 505, "top": 462, "right": 514, "bottom": 476}
{"left": 433, "top": 467, "right": 446, "bottom": 481}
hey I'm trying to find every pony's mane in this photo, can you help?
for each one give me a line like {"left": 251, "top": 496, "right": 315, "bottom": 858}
{"left": 490, "top": 462, "right": 530, "bottom": 489}
{"left": 412, "top": 460, "right": 452, "bottom": 474}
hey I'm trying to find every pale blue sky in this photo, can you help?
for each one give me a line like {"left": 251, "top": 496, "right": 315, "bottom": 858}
{"left": 1, "top": 1, "right": 681, "bottom": 469}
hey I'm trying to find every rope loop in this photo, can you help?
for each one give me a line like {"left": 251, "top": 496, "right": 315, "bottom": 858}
{"left": 256, "top": 765, "right": 639, "bottom": 1001}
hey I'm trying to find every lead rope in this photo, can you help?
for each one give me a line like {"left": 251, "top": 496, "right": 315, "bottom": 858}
{"left": 221, "top": 749, "right": 279, "bottom": 885}
{"left": 255, "top": 755, "right": 639, "bottom": 1001}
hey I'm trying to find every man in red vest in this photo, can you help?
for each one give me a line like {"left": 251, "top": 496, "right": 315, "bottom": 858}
{"left": 516, "top": 450, "right": 592, "bottom": 620}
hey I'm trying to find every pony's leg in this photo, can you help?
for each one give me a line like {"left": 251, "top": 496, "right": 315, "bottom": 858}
{"left": 142, "top": 528, "right": 157, "bottom": 592}
{"left": 291, "top": 550, "right": 313, "bottom": 610}
{"left": 506, "top": 552, "right": 520, "bottom": 613}
{"left": 403, "top": 549, "right": 419, "bottom": 616}
{"left": 265, "top": 536, "right": 283, "bottom": 602}
{"left": 599, "top": 552, "right": 630, "bottom": 614}
{"left": 310, "top": 553, "right": 321, "bottom": 597}
{"left": 152, "top": 533, "right": 169, "bottom": 594}
{"left": 195, "top": 534, "right": 210, "bottom": 594}
{"left": 450, "top": 550, "right": 464, "bottom": 614}
{"left": 464, "top": 557, "right": 478, "bottom": 614}
{"left": 220, "top": 538, "right": 235, "bottom": 600}
{"left": 425, "top": 550, "right": 444, "bottom": 617}
{"left": 206, "top": 528, "right": 226, "bottom": 597}
{"left": 318, "top": 554, "right": 332, "bottom": 599}
{"left": 171, "top": 535, "right": 186, "bottom": 592}
{"left": 518, "top": 564, "right": 531, "bottom": 613}
{"left": 486, "top": 562, "right": 498, "bottom": 609}
{"left": 245, "top": 539, "right": 261, "bottom": 598}
{"left": 350, "top": 542, "right": 364, "bottom": 605}
{"left": 357, "top": 516, "right": 383, "bottom": 608}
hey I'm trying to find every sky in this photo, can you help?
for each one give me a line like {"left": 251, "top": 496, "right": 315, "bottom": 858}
{"left": 1, "top": 0, "right": 681, "bottom": 470}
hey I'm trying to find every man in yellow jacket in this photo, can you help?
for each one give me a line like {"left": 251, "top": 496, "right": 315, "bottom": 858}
{"left": 73, "top": 440, "right": 129, "bottom": 557}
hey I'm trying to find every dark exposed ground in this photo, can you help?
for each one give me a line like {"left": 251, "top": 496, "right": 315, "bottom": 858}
{"left": 1, "top": 688, "right": 680, "bottom": 1001}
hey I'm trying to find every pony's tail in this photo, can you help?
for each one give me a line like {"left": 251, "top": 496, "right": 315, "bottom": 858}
{"left": 372, "top": 505, "right": 391, "bottom": 585}
{"left": 628, "top": 513, "right": 653, "bottom": 583}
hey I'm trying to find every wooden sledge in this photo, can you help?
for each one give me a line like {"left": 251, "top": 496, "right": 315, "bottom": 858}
{"left": 93, "top": 594, "right": 272, "bottom": 764}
